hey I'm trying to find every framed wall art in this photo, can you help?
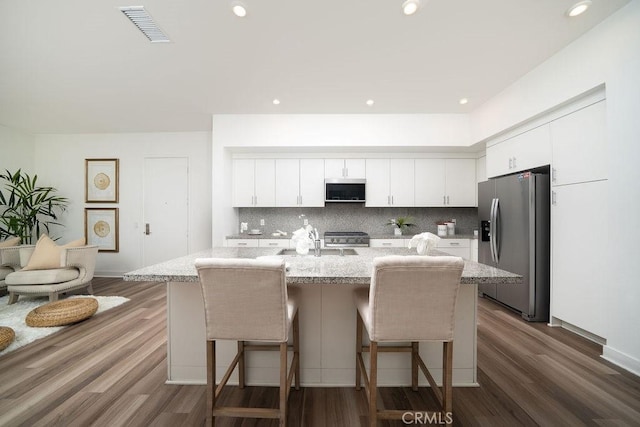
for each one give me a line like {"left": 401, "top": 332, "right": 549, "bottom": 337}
{"left": 85, "top": 208, "right": 119, "bottom": 252}
{"left": 85, "top": 158, "right": 119, "bottom": 203}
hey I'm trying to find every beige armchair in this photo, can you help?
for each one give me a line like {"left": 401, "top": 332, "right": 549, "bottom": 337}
{"left": 0, "top": 244, "right": 24, "bottom": 295}
{"left": 4, "top": 245, "right": 99, "bottom": 304}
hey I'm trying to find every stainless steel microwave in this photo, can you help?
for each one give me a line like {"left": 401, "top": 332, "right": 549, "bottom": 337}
{"left": 325, "top": 179, "right": 366, "bottom": 203}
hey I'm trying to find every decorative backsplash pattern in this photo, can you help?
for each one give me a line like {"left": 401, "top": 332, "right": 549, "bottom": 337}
{"left": 238, "top": 205, "right": 478, "bottom": 236}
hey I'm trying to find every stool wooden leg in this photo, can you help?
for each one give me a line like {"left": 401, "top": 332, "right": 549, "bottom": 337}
{"left": 206, "top": 340, "right": 215, "bottom": 427}
{"left": 238, "top": 340, "right": 245, "bottom": 389}
{"left": 293, "top": 311, "right": 301, "bottom": 390}
{"left": 356, "top": 312, "right": 363, "bottom": 391}
{"left": 279, "top": 342, "right": 288, "bottom": 427}
{"left": 411, "top": 341, "right": 419, "bottom": 391}
{"left": 369, "top": 341, "right": 378, "bottom": 427}
{"left": 443, "top": 341, "right": 453, "bottom": 414}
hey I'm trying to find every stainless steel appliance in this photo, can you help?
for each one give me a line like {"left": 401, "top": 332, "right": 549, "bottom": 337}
{"left": 478, "top": 171, "right": 550, "bottom": 322}
{"left": 324, "top": 231, "right": 370, "bottom": 247}
{"left": 325, "top": 179, "right": 366, "bottom": 203}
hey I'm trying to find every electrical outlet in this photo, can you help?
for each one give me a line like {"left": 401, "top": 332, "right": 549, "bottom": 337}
{"left": 303, "top": 218, "right": 309, "bottom": 226}
{"left": 260, "top": 219, "right": 265, "bottom": 226}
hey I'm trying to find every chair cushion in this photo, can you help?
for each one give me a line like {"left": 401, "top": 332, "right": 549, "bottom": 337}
{"left": 0, "top": 237, "right": 20, "bottom": 248}
{"left": 5, "top": 268, "right": 79, "bottom": 285}
{"left": 353, "top": 288, "right": 373, "bottom": 335}
{"left": 23, "top": 235, "right": 85, "bottom": 271}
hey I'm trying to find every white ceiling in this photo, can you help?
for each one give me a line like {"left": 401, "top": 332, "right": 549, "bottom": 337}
{"left": 0, "top": 0, "right": 631, "bottom": 134}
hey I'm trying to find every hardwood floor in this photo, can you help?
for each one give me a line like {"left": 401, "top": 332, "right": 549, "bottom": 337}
{"left": 1, "top": 278, "right": 639, "bottom": 426}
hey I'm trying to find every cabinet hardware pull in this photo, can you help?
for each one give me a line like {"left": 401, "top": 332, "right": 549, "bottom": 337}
{"left": 552, "top": 168, "right": 557, "bottom": 183}
{"left": 552, "top": 191, "right": 557, "bottom": 205}
{"left": 391, "top": 195, "right": 394, "bottom": 205}
{"left": 144, "top": 223, "right": 150, "bottom": 235}
{"left": 513, "top": 157, "right": 517, "bottom": 169}
{"left": 239, "top": 242, "right": 247, "bottom": 246}
{"left": 383, "top": 243, "right": 391, "bottom": 246}
{"left": 269, "top": 243, "right": 277, "bottom": 246}
{"left": 450, "top": 242, "right": 460, "bottom": 246}
{"left": 446, "top": 195, "right": 449, "bottom": 205}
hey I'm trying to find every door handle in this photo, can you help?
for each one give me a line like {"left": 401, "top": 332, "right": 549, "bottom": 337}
{"left": 145, "top": 223, "right": 151, "bottom": 235}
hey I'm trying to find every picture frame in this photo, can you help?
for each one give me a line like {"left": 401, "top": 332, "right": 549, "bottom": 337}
{"left": 85, "top": 158, "right": 119, "bottom": 203}
{"left": 85, "top": 208, "right": 119, "bottom": 252}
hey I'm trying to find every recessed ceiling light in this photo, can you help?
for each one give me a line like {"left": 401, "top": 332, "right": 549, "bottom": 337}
{"left": 273, "top": 99, "right": 280, "bottom": 105}
{"left": 402, "top": 0, "right": 420, "bottom": 16}
{"left": 232, "top": 2, "right": 247, "bottom": 17}
{"left": 459, "top": 98, "right": 468, "bottom": 105}
{"left": 366, "top": 99, "right": 375, "bottom": 106}
{"left": 566, "top": 1, "right": 592, "bottom": 17}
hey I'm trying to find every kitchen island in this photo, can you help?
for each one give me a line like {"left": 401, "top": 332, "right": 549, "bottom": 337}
{"left": 124, "top": 247, "right": 520, "bottom": 387}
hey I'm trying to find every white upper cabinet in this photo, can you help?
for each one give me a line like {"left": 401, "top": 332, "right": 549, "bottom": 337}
{"left": 324, "top": 159, "right": 366, "bottom": 179}
{"left": 415, "top": 159, "right": 476, "bottom": 207}
{"left": 233, "top": 159, "right": 275, "bottom": 207}
{"left": 275, "top": 159, "right": 325, "bottom": 207}
{"left": 550, "top": 100, "right": 607, "bottom": 186}
{"left": 299, "top": 159, "right": 326, "bottom": 206}
{"left": 365, "top": 159, "right": 414, "bottom": 207}
{"left": 486, "top": 124, "right": 551, "bottom": 178}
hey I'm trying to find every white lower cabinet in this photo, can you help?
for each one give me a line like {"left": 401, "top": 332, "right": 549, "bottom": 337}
{"left": 369, "top": 239, "right": 408, "bottom": 248}
{"left": 225, "top": 239, "right": 259, "bottom": 248}
{"left": 436, "top": 239, "right": 470, "bottom": 260}
{"left": 258, "top": 239, "right": 291, "bottom": 248}
{"left": 551, "top": 180, "right": 607, "bottom": 339}
{"left": 226, "top": 238, "right": 290, "bottom": 248}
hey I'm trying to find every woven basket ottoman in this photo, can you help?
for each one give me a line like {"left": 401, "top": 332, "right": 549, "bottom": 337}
{"left": 0, "top": 326, "right": 15, "bottom": 351}
{"left": 26, "top": 297, "right": 99, "bottom": 327}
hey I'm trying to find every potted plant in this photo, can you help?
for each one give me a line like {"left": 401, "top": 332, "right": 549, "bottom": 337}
{"left": 0, "top": 169, "right": 69, "bottom": 244}
{"left": 387, "top": 216, "right": 415, "bottom": 236}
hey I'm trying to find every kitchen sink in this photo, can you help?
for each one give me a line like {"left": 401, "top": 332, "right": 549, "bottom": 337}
{"left": 277, "top": 248, "right": 358, "bottom": 256}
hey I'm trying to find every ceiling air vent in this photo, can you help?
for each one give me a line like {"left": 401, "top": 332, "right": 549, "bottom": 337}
{"left": 119, "top": 6, "right": 170, "bottom": 43}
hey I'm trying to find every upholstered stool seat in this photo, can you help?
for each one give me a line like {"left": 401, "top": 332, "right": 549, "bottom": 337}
{"left": 195, "top": 257, "right": 301, "bottom": 427}
{"left": 354, "top": 255, "right": 464, "bottom": 426}
{"left": 25, "top": 297, "right": 98, "bottom": 327}
{"left": 0, "top": 326, "right": 15, "bottom": 351}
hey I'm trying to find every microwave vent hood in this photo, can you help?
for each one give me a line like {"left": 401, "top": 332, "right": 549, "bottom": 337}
{"left": 325, "top": 178, "right": 366, "bottom": 203}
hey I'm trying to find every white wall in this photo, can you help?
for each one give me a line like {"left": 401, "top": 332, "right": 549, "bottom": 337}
{"left": 33, "top": 132, "right": 212, "bottom": 276}
{"left": 470, "top": 1, "right": 640, "bottom": 375}
{"left": 214, "top": 114, "right": 470, "bottom": 148}
{"left": 0, "top": 124, "right": 34, "bottom": 174}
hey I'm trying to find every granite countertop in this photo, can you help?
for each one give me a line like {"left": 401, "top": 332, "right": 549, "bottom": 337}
{"left": 226, "top": 233, "right": 477, "bottom": 240}
{"left": 124, "top": 247, "right": 519, "bottom": 285}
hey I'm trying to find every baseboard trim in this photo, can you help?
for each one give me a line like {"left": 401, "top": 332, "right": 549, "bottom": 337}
{"left": 602, "top": 346, "right": 640, "bottom": 377}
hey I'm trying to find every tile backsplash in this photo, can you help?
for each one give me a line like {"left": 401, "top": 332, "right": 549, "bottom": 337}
{"left": 238, "top": 204, "right": 478, "bottom": 236}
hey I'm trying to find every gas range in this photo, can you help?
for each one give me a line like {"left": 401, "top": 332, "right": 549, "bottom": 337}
{"left": 324, "top": 231, "right": 370, "bottom": 247}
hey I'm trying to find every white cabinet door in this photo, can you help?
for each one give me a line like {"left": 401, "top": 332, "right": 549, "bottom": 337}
{"left": 550, "top": 100, "right": 607, "bottom": 186}
{"left": 233, "top": 159, "right": 256, "bottom": 207}
{"left": 275, "top": 159, "right": 300, "bottom": 207}
{"left": 551, "top": 180, "right": 607, "bottom": 338}
{"left": 486, "top": 124, "right": 551, "bottom": 178}
{"left": 446, "top": 159, "right": 476, "bottom": 207}
{"left": 324, "top": 159, "right": 345, "bottom": 178}
{"left": 344, "top": 159, "right": 366, "bottom": 178}
{"left": 254, "top": 159, "right": 276, "bottom": 207}
{"left": 299, "top": 159, "right": 325, "bottom": 207}
{"left": 415, "top": 159, "right": 446, "bottom": 206}
{"left": 389, "top": 159, "right": 415, "bottom": 206}
{"left": 324, "top": 159, "right": 366, "bottom": 178}
{"left": 365, "top": 159, "right": 390, "bottom": 207}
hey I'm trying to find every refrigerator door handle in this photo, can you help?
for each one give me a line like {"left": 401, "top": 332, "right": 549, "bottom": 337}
{"left": 489, "top": 198, "right": 497, "bottom": 263}
{"left": 494, "top": 198, "right": 500, "bottom": 264}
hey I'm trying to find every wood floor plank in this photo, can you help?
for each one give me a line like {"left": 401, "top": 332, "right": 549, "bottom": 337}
{"left": 1, "top": 278, "right": 639, "bottom": 426}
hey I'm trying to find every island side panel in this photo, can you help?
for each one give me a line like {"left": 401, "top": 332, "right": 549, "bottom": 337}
{"left": 165, "top": 281, "right": 478, "bottom": 386}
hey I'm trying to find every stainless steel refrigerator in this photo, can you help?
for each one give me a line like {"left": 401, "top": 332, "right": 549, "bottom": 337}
{"left": 478, "top": 171, "right": 550, "bottom": 322}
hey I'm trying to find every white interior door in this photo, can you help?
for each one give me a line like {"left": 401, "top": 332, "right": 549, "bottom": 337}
{"left": 143, "top": 157, "right": 189, "bottom": 266}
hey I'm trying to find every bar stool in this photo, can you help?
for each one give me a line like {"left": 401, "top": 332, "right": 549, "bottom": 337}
{"left": 353, "top": 255, "right": 464, "bottom": 426}
{"left": 195, "top": 258, "right": 300, "bottom": 427}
